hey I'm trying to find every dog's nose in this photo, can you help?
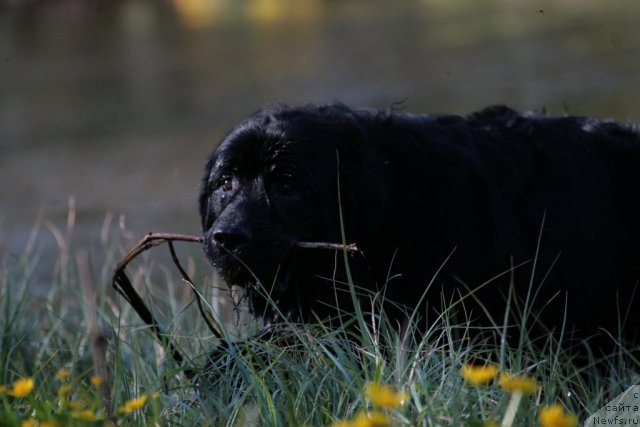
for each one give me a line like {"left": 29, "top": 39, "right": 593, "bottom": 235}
{"left": 212, "top": 225, "right": 250, "bottom": 249}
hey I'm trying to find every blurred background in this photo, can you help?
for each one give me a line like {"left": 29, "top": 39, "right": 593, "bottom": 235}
{"left": 1, "top": 0, "right": 639, "bottom": 260}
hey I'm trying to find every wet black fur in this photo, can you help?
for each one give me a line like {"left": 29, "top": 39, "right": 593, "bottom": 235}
{"left": 200, "top": 103, "right": 640, "bottom": 352}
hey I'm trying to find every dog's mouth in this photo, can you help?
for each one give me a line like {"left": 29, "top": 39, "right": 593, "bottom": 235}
{"left": 214, "top": 248, "right": 304, "bottom": 324}
{"left": 204, "top": 235, "right": 297, "bottom": 304}
{"left": 243, "top": 271, "right": 301, "bottom": 326}
{"left": 206, "top": 242, "right": 293, "bottom": 286}
{"left": 204, "top": 236, "right": 362, "bottom": 323}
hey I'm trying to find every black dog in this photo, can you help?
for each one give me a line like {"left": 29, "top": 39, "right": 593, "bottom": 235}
{"left": 200, "top": 104, "right": 640, "bottom": 353}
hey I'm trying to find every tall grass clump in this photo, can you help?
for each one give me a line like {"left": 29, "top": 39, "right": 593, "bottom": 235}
{"left": 1, "top": 209, "right": 638, "bottom": 426}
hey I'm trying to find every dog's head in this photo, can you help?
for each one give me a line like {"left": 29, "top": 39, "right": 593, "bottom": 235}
{"left": 199, "top": 104, "right": 387, "bottom": 321}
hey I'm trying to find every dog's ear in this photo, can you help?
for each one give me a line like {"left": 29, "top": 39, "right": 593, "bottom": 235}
{"left": 295, "top": 106, "right": 388, "bottom": 245}
{"left": 293, "top": 105, "right": 389, "bottom": 244}
{"left": 335, "top": 131, "right": 389, "bottom": 245}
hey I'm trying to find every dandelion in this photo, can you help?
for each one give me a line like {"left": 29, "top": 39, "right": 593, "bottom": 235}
{"left": 498, "top": 373, "right": 539, "bottom": 395}
{"left": 498, "top": 373, "right": 539, "bottom": 427}
{"left": 0, "top": 385, "right": 7, "bottom": 394}
{"left": 73, "top": 409, "right": 102, "bottom": 422}
{"left": 353, "top": 411, "right": 390, "bottom": 427}
{"left": 364, "top": 382, "right": 408, "bottom": 408}
{"left": 9, "top": 377, "right": 34, "bottom": 398}
{"left": 58, "top": 384, "right": 71, "bottom": 396}
{"left": 56, "top": 369, "right": 70, "bottom": 380}
{"left": 64, "top": 400, "right": 83, "bottom": 410}
{"left": 539, "top": 404, "right": 578, "bottom": 427}
{"left": 461, "top": 364, "right": 499, "bottom": 385}
{"left": 21, "top": 419, "right": 36, "bottom": 427}
{"left": 331, "top": 411, "right": 391, "bottom": 427}
{"left": 90, "top": 375, "right": 103, "bottom": 388}
{"left": 118, "top": 394, "right": 148, "bottom": 414}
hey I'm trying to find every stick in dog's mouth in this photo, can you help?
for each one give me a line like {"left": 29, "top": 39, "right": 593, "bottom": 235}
{"left": 295, "top": 241, "right": 359, "bottom": 252}
{"left": 111, "top": 232, "right": 360, "bottom": 372}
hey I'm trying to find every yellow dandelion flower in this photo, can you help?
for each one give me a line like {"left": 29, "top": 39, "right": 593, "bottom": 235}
{"left": 0, "top": 385, "right": 7, "bottom": 394}
{"left": 539, "top": 404, "right": 578, "bottom": 427}
{"left": 461, "top": 364, "right": 499, "bottom": 385}
{"left": 73, "top": 409, "right": 102, "bottom": 421}
{"left": 9, "top": 377, "right": 34, "bottom": 398}
{"left": 56, "top": 369, "right": 70, "bottom": 380}
{"left": 364, "top": 382, "right": 408, "bottom": 408}
{"left": 21, "top": 419, "right": 36, "bottom": 427}
{"left": 498, "top": 373, "right": 539, "bottom": 395}
{"left": 118, "top": 394, "right": 148, "bottom": 414}
{"left": 330, "top": 411, "right": 391, "bottom": 427}
{"left": 90, "top": 375, "right": 103, "bottom": 387}
{"left": 352, "top": 411, "right": 391, "bottom": 427}
{"left": 64, "top": 400, "right": 83, "bottom": 410}
{"left": 58, "top": 383, "right": 71, "bottom": 395}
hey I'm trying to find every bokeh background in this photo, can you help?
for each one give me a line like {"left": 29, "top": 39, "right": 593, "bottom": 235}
{"left": 1, "top": 0, "right": 639, "bottom": 261}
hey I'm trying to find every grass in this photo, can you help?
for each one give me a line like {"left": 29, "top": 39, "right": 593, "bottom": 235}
{"left": 1, "top": 211, "right": 639, "bottom": 426}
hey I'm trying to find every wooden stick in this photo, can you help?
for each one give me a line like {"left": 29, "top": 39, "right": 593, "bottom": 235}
{"left": 112, "top": 233, "right": 204, "bottom": 373}
{"left": 295, "top": 241, "right": 360, "bottom": 252}
{"left": 113, "top": 232, "right": 203, "bottom": 273}
{"left": 111, "top": 231, "right": 360, "bottom": 373}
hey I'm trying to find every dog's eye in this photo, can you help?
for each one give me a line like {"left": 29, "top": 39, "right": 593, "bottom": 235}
{"left": 222, "top": 178, "right": 233, "bottom": 191}
{"left": 276, "top": 174, "right": 296, "bottom": 195}
{"left": 216, "top": 176, "right": 234, "bottom": 192}
{"left": 280, "top": 182, "right": 294, "bottom": 194}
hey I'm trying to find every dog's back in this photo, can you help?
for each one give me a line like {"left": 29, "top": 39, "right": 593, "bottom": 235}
{"left": 360, "top": 106, "right": 640, "bottom": 349}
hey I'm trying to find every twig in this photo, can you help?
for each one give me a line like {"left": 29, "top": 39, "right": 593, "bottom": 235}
{"left": 295, "top": 241, "right": 360, "bottom": 252}
{"left": 113, "top": 232, "right": 203, "bottom": 273}
{"left": 112, "top": 231, "right": 360, "bottom": 373}
{"left": 166, "top": 241, "right": 222, "bottom": 339}
{"left": 112, "top": 233, "right": 204, "bottom": 373}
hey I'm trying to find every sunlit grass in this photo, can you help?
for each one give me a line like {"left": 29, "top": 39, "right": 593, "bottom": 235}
{"left": 1, "top": 212, "right": 638, "bottom": 426}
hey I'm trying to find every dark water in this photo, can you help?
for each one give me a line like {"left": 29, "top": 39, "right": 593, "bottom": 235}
{"left": 1, "top": 0, "right": 639, "bottom": 258}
